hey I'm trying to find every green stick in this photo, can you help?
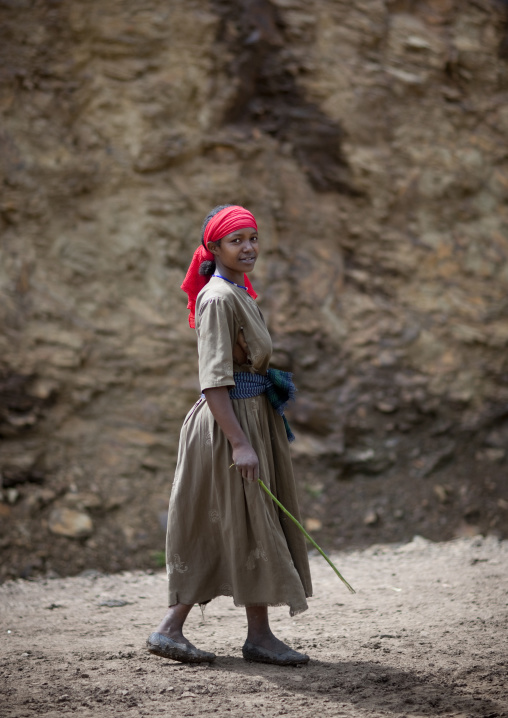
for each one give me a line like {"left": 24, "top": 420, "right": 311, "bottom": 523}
{"left": 258, "top": 479, "right": 356, "bottom": 594}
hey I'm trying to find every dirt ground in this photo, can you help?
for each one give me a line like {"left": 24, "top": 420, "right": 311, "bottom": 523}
{"left": 1, "top": 535, "right": 507, "bottom": 718}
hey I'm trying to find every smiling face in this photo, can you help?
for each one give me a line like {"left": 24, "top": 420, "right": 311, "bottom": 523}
{"left": 207, "top": 226, "right": 258, "bottom": 284}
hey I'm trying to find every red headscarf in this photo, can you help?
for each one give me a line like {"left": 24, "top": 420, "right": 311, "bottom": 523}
{"left": 181, "top": 206, "right": 258, "bottom": 328}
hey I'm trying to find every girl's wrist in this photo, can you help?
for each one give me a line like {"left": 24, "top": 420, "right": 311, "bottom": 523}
{"left": 230, "top": 437, "right": 250, "bottom": 451}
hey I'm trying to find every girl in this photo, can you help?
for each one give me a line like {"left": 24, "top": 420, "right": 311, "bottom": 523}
{"left": 147, "top": 205, "right": 312, "bottom": 665}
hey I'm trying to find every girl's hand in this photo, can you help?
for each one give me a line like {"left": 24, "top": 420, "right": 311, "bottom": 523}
{"left": 232, "top": 442, "right": 259, "bottom": 482}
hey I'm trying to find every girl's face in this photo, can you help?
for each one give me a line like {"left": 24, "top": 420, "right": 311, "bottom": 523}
{"left": 207, "top": 226, "right": 258, "bottom": 280}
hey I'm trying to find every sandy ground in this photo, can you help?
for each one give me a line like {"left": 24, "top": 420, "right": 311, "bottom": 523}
{"left": 1, "top": 535, "right": 507, "bottom": 718}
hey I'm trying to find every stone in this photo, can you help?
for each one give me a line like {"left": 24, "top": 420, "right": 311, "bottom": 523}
{"left": 304, "top": 518, "right": 323, "bottom": 532}
{"left": 48, "top": 508, "right": 93, "bottom": 539}
{"left": 475, "top": 448, "right": 505, "bottom": 463}
{"left": 363, "top": 510, "right": 379, "bottom": 526}
{"left": 376, "top": 401, "right": 398, "bottom": 414}
{"left": 411, "top": 442, "right": 456, "bottom": 478}
{"left": 290, "top": 397, "right": 334, "bottom": 434}
{"left": 290, "top": 434, "right": 335, "bottom": 459}
{"left": 6, "top": 488, "right": 19, "bottom": 505}
{"left": 343, "top": 447, "right": 395, "bottom": 475}
{"left": 484, "top": 428, "right": 508, "bottom": 449}
{"left": 99, "top": 599, "right": 130, "bottom": 607}
{"left": 385, "top": 67, "right": 427, "bottom": 86}
{"left": 433, "top": 485, "right": 452, "bottom": 504}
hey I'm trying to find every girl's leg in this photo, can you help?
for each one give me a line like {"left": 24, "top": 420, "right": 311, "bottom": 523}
{"left": 148, "top": 602, "right": 215, "bottom": 662}
{"left": 245, "top": 606, "right": 295, "bottom": 653}
{"left": 244, "top": 606, "right": 309, "bottom": 664}
{"left": 156, "top": 602, "right": 193, "bottom": 644}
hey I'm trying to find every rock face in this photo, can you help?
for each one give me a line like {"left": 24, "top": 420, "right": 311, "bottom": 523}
{"left": 1, "top": 0, "right": 507, "bottom": 581}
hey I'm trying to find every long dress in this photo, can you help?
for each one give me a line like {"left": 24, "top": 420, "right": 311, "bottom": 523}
{"left": 166, "top": 277, "right": 312, "bottom": 616}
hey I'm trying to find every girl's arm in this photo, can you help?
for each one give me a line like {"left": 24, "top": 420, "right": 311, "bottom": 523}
{"left": 204, "top": 386, "right": 259, "bottom": 482}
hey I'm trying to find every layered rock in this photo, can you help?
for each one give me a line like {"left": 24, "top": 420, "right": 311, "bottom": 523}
{"left": 1, "top": 0, "right": 507, "bottom": 580}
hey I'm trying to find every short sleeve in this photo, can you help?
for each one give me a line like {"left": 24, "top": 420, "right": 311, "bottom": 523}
{"left": 196, "top": 296, "right": 238, "bottom": 391}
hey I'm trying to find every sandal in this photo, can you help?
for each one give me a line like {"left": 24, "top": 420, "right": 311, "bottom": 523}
{"left": 146, "top": 632, "right": 216, "bottom": 664}
{"left": 242, "top": 640, "right": 309, "bottom": 666}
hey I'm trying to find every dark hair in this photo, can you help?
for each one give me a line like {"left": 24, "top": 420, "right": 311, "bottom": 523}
{"left": 198, "top": 204, "right": 233, "bottom": 277}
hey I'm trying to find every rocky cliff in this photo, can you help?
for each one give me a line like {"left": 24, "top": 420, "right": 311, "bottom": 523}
{"left": 1, "top": 0, "right": 507, "bottom": 581}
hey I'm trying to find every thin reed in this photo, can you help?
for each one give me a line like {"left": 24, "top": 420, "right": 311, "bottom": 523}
{"left": 257, "top": 479, "right": 356, "bottom": 594}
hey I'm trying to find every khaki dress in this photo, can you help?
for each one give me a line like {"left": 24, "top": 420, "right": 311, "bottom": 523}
{"left": 166, "top": 278, "right": 312, "bottom": 616}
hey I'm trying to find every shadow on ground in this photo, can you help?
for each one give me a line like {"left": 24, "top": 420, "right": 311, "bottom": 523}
{"left": 213, "top": 656, "right": 505, "bottom": 718}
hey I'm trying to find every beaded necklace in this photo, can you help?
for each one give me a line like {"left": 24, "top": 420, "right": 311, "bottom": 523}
{"left": 212, "top": 274, "right": 248, "bottom": 291}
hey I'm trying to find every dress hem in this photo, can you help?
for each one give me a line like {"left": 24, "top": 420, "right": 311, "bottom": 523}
{"left": 169, "top": 589, "right": 311, "bottom": 617}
